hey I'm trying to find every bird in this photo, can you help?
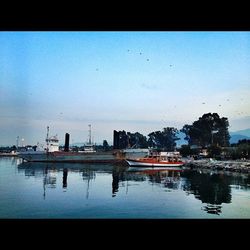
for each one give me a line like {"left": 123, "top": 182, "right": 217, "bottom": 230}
{"left": 139, "top": 52, "right": 142, "bottom": 55}
{"left": 96, "top": 68, "right": 99, "bottom": 71}
{"left": 202, "top": 102, "right": 205, "bottom": 104}
{"left": 146, "top": 59, "right": 149, "bottom": 61}
{"left": 169, "top": 64, "right": 173, "bottom": 67}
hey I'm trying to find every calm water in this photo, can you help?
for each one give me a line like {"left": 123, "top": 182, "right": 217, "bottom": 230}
{"left": 0, "top": 157, "right": 250, "bottom": 218}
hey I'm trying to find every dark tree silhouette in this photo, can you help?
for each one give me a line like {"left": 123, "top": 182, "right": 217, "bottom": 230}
{"left": 181, "top": 113, "right": 230, "bottom": 147}
{"left": 148, "top": 127, "right": 180, "bottom": 151}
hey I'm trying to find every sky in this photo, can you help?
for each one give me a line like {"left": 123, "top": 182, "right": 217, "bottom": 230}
{"left": 0, "top": 31, "right": 250, "bottom": 146}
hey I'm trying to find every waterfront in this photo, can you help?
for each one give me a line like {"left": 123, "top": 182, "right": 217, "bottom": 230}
{"left": 0, "top": 157, "right": 250, "bottom": 218}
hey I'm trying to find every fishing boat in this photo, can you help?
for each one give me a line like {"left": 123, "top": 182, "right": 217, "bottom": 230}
{"left": 126, "top": 151, "right": 184, "bottom": 167}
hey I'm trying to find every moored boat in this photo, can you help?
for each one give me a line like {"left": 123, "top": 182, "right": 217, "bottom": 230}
{"left": 126, "top": 151, "right": 184, "bottom": 167}
{"left": 17, "top": 126, "right": 122, "bottom": 163}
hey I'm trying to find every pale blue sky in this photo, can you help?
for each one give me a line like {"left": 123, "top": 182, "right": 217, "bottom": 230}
{"left": 0, "top": 32, "right": 250, "bottom": 146}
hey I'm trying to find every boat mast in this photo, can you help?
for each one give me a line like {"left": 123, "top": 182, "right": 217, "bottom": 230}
{"left": 88, "top": 124, "right": 91, "bottom": 144}
{"left": 46, "top": 126, "right": 49, "bottom": 153}
{"left": 16, "top": 136, "right": 19, "bottom": 150}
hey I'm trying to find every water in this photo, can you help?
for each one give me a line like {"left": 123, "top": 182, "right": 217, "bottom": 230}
{"left": 0, "top": 157, "right": 250, "bottom": 218}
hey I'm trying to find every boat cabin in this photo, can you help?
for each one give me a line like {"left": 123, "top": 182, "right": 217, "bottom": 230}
{"left": 45, "top": 136, "right": 59, "bottom": 152}
{"left": 147, "top": 151, "right": 181, "bottom": 162}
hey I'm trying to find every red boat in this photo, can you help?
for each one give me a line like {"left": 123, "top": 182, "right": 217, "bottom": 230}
{"left": 126, "top": 151, "right": 184, "bottom": 167}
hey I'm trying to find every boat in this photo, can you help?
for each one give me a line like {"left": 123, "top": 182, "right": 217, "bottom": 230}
{"left": 126, "top": 150, "right": 184, "bottom": 167}
{"left": 78, "top": 125, "right": 96, "bottom": 153}
{"left": 17, "top": 126, "right": 122, "bottom": 163}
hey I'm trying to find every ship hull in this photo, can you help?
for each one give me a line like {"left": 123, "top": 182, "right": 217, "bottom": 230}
{"left": 126, "top": 159, "right": 184, "bottom": 167}
{"left": 18, "top": 151, "right": 122, "bottom": 163}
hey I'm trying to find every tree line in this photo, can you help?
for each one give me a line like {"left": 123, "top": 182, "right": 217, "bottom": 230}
{"left": 112, "top": 112, "right": 249, "bottom": 159}
{"left": 114, "top": 112, "right": 231, "bottom": 151}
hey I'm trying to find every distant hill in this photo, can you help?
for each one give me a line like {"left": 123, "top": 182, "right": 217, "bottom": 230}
{"left": 176, "top": 130, "right": 250, "bottom": 146}
{"left": 229, "top": 134, "right": 250, "bottom": 144}
{"left": 229, "top": 129, "right": 250, "bottom": 144}
{"left": 230, "top": 129, "right": 250, "bottom": 137}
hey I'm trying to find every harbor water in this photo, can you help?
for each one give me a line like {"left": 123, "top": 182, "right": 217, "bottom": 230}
{"left": 0, "top": 157, "right": 250, "bottom": 218}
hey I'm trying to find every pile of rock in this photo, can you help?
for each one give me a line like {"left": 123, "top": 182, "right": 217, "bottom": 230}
{"left": 184, "top": 158, "right": 250, "bottom": 173}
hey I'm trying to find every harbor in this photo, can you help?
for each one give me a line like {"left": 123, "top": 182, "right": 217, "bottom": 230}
{"left": 1, "top": 31, "right": 250, "bottom": 220}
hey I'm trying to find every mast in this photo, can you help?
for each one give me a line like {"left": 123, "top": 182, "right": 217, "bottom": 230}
{"left": 88, "top": 124, "right": 91, "bottom": 144}
{"left": 46, "top": 126, "right": 49, "bottom": 153}
{"left": 16, "top": 136, "right": 19, "bottom": 149}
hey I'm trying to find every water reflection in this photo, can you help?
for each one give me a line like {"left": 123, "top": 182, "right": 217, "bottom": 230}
{"left": 17, "top": 162, "right": 250, "bottom": 215}
{"left": 184, "top": 171, "right": 231, "bottom": 199}
{"left": 82, "top": 169, "right": 96, "bottom": 199}
{"left": 18, "top": 162, "right": 115, "bottom": 199}
{"left": 62, "top": 168, "right": 68, "bottom": 189}
{"left": 112, "top": 165, "right": 128, "bottom": 197}
{"left": 202, "top": 204, "right": 222, "bottom": 215}
{"left": 42, "top": 166, "right": 57, "bottom": 199}
{"left": 181, "top": 169, "right": 250, "bottom": 215}
{"left": 127, "top": 168, "right": 182, "bottom": 189}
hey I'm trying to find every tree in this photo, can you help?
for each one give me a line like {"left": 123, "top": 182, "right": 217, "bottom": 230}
{"left": 181, "top": 113, "right": 230, "bottom": 148}
{"left": 127, "top": 132, "right": 148, "bottom": 148}
{"left": 208, "top": 145, "right": 222, "bottom": 159}
{"left": 148, "top": 127, "right": 180, "bottom": 151}
{"left": 103, "top": 140, "right": 109, "bottom": 151}
{"left": 179, "top": 145, "right": 197, "bottom": 157}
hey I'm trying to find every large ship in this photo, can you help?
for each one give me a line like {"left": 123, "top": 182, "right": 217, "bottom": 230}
{"left": 17, "top": 126, "right": 122, "bottom": 163}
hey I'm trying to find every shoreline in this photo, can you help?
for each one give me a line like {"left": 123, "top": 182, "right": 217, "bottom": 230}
{"left": 184, "top": 158, "right": 250, "bottom": 174}
{"left": 0, "top": 153, "right": 18, "bottom": 157}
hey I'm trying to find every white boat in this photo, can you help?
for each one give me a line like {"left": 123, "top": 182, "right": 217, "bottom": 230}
{"left": 126, "top": 151, "right": 184, "bottom": 167}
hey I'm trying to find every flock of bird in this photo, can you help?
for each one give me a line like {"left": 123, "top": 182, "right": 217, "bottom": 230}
{"left": 92, "top": 48, "right": 247, "bottom": 118}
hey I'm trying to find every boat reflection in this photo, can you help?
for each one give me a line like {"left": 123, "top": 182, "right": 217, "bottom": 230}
{"left": 18, "top": 161, "right": 124, "bottom": 199}
{"left": 18, "top": 161, "right": 117, "bottom": 172}
{"left": 63, "top": 168, "right": 68, "bottom": 189}
{"left": 42, "top": 166, "right": 57, "bottom": 199}
{"left": 128, "top": 167, "right": 183, "bottom": 191}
